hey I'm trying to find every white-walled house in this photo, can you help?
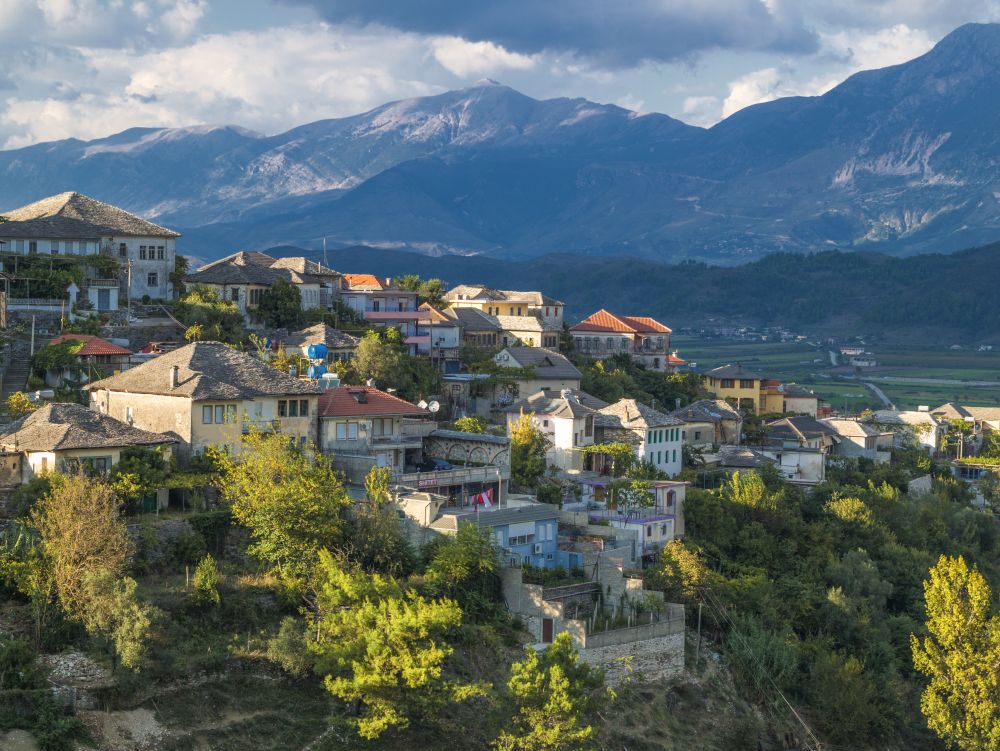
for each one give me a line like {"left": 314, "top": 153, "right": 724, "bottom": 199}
{"left": 0, "top": 192, "right": 179, "bottom": 303}
{"left": 868, "top": 409, "right": 945, "bottom": 454}
{"left": 505, "top": 389, "right": 606, "bottom": 471}
{"left": 595, "top": 399, "right": 685, "bottom": 477}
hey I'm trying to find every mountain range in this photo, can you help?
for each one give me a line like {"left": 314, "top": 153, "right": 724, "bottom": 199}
{"left": 2, "top": 22, "right": 1000, "bottom": 264}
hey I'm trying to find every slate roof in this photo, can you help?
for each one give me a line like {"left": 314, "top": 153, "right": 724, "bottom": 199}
{"left": 703, "top": 364, "right": 761, "bottom": 380}
{"left": 430, "top": 503, "right": 559, "bottom": 532}
{"left": 87, "top": 341, "right": 319, "bottom": 400}
{"left": 0, "top": 403, "right": 174, "bottom": 452}
{"left": 716, "top": 445, "right": 775, "bottom": 468}
{"left": 670, "top": 399, "right": 742, "bottom": 424}
{"left": 0, "top": 192, "right": 180, "bottom": 239}
{"left": 500, "top": 347, "right": 581, "bottom": 380}
{"left": 505, "top": 389, "right": 606, "bottom": 419}
{"left": 48, "top": 334, "right": 132, "bottom": 357}
{"left": 782, "top": 383, "right": 818, "bottom": 399}
{"left": 186, "top": 251, "right": 329, "bottom": 286}
{"left": 429, "top": 429, "right": 509, "bottom": 445}
{"left": 766, "top": 416, "right": 839, "bottom": 442}
{"left": 820, "top": 419, "right": 881, "bottom": 439}
{"left": 283, "top": 324, "right": 359, "bottom": 351}
{"left": 494, "top": 314, "right": 561, "bottom": 333}
{"left": 869, "top": 410, "right": 943, "bottom": 427}
{"left": 442, "top": 306, "right": 500, "bottom": 331}
{"left": 444, "top": 285, "right": 562, "bottom": 307}
{"left": 932, "top": 403, "right": 1000, "bottom": 422}
{"left": 597, "top": 399, "right": 683, "bottom": 430}
{"left": 318, "top": 386, "right": 427, "bottom": 418}
{"left": 570, "top": 309, "right": 672, "bottom": 334}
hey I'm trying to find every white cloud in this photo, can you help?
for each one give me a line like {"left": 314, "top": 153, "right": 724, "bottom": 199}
{"left": 822, "top": 23, "right": 935, "bottom": 70}
{"left": 722, "top": 67, "right": 787, "bottom": 117}
{"left": 431, "top": 36, "right": 536, "bottom": 77}
{"left": 159, "top": 0, "right": 207, "bottom": 39}
{"left": 681, "top": 95, "right": 721, "bottom": 126}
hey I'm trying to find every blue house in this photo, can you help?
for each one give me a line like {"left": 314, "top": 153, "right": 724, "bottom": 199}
{"left": 432, "top": 504, "right": 580, "bottom": 570}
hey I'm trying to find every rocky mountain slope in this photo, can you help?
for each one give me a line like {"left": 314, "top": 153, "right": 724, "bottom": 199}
{"left": 1, "top": 23, "right": 999, "bottom": 263}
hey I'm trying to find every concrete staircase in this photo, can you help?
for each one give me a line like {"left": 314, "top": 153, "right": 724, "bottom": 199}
{"left": 1, "top": 335, "right": 50, "bottom": 401}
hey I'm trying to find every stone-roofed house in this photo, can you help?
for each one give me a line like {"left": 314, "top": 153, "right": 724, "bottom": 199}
{"left": 86, "top": 341, "right": 319, "bottom": 460}
{"left": 443, "top": 306, "right": 500, "bottom": 348}
{"left": 281, "top": 323, "right": 359, "bottom": 363}
{"left": 0, "top": 191, "right": 179, "bottom": 302}
{"left": 444, "top": 285, "right": 564, "bottom": 326}
{"left": 0, "top": 402, "right": 175, "bottom": 485}
{"left": 702, "top": 364, "right": 765, "bottom": 413}
{"left": 670, "top": 399, "right": 743, "bottom": 448}
{"left": 493, "top": 314, "right": 562, "bottom": 350}
{"left": 504, "top": 388, "right": 608, "bottom": 471}
{"left": 416, "top": 304, "right": 463, "bottom": 371}
{"left": 595, "top": 399, "right": 685, "bottom": 477}
{"left": 493, "top": 348, "right": 582, "bottom": 410}
{"left": 184, "top": 251, "right": 340, "bottom": 315}
{"left": 570, "top": 309, "right": 675, "bottom": 372}
{"left": 781, "top": 383, "right": 820, "bottom": 417}
{"left": 867, "top": 409, "right": 945, "bottom": 454}
{"left": 820, "top": 418, "right": 892, "bottom": 463}
{"left": 760, "top": 416, "right": 840, "bottom": 485}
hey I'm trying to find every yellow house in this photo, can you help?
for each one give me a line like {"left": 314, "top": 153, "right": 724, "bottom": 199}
{"left": 702, "top": 364, "right": 763, "bottom": 413}
{"left": 87, "top": 341, "right": 319, "bottom": 461}
{"left": 0, "top": 402, "right": 175, "bottom": 485}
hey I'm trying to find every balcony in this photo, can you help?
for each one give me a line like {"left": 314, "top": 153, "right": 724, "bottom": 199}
{"left": 393, "top": 464, "right": 508, "bottom": 489}
{"left": 84, "top": 278, "right": 120, "bottom": 288}
{"left": 242, "top": 418, "right": 279, "bottom": 434}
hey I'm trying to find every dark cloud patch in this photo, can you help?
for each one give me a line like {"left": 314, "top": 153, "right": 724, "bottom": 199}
{"left": 283, "top": 0, "right": 818, "bottom": 67}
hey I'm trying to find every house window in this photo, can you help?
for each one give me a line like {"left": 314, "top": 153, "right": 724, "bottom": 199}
{"left": 606, "top": 337, "right": 614, "bottom": 348}
{"left": 249, "top": 288, "right": 262, "bottom": 306}
{"left": 230, "top": 288, "right": 239, "bottom": 302}
{"left": 51, "top": 241, "right": 59, "bottom": 254}
{"left": 721, "top": 379, "right": 735, "bottom": 388}
{"left": 203, "top": 405, "right": 213, "bottom": 423}
{"left": 139, "top": 246, "right": 147, "bottom": 260}
{"left": 694, "top": 430, "right": 701, "bottom": 441}
{"left": 621, "top": 339, "right": 628, "bottom": 350}
{"left": 147, "top": 272, "right": 158, "bottom": 287}
{"left": 584, "top": 415, "right": 593, "bottom": 437}
{"left": 288, "top": 400, "right": 299, "bottom": 417}
{"left": 335, "top": 422, "right": 359, "bottom": 440}
{"left": 215, "top": 405, "right": 225, "bottom": 423}
{"left": 740, "top": 379, "right": 754, "bottom": 388}
{"left": 119, "top": 242, "right": 127, "bottom": 257}
{"left": 646, "top": 525, "right": 652, "bottom": 538}
{"left": 299, "top": 400, "right": 309, "bottom": 417}
{"left": 673, "top": 449, "right": 677, "bottom": 462}
{"left": 157, "top": 246, "right": 165, "bottom": 260}
{"left": 126, "top": 406, "right": 134, "bottom": 423}
{"left": 278, "top": 400, "right": 287, "bottom": 417}
{"left": 28, "top": 241, "right": 37, "bottom": 254}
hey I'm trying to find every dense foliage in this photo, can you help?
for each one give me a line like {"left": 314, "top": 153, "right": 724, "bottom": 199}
{"left": 173, "top": 284, "right": 244, "bottom": 343}
{"left": 649, "top": 459, "right": 1000, "bottom": 748}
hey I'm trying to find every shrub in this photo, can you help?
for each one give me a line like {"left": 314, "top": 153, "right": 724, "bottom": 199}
{"left": 190, "top": 554, "right": 221, "bottom": 608}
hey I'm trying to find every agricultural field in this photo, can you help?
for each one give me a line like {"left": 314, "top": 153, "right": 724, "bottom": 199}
{"left": 672, "top": 334, "right": 1000, "bottom": 412}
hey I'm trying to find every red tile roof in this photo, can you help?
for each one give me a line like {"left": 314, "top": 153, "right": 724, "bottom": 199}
{"left": 668, "top": 353, "right": 686, "bottom": 364}
{"left": 318, "top": 386, "right": 428, "bottom": 418}
{"left": 48, "top": 334, "right": 132, "bottom": 357}
{"left": 343, "top": 273, "right": 388, "bottom": 290}
{"left": 570, "top": 309, "right": 672, "bottom": 334}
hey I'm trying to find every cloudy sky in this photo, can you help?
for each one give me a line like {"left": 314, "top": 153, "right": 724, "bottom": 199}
{"left": 1, "top": 0, "right": 998, "bottom": 149}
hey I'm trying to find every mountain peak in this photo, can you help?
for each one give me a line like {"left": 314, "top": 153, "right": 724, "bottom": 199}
{"left": 472, "top": 78, "right": 503, "bottom": 87}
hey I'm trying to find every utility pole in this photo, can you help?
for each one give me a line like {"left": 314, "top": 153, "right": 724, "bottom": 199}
{"left": 29, "top": 314, "right": 35, "bottom": 356}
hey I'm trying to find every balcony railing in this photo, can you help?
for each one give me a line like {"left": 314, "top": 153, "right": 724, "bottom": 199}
{"left": 393, "top": 464, "right": 508, "bottom": 489}
{"left": 84, "top": 278, "right": 120, "bottom": 288}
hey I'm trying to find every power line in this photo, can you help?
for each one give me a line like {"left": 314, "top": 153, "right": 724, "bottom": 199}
{"left": 699, "top": 586, "right": 824, "bottom": 751}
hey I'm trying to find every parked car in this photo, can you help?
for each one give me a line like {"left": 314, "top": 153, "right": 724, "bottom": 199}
{"left": 417, "top": 458, "right": 454, "bottom": 472}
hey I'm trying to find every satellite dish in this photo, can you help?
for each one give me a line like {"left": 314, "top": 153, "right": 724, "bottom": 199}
{"left": 427, "top": 401, "right": 440, "bottom": 413}
{"left": 417, "top": 400, "right": 428, "bottom": 410}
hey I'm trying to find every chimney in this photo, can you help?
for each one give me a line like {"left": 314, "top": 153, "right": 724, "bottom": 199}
{"left": 169, "top": 365, "right": 179, "bottom": 390}
{"left": 560, "top": 388, "right": 572, "bottom": 399}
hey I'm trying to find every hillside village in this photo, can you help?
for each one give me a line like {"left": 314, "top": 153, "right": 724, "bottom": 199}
{"left": 1, "top": 194, "right": 999, "bottom": 750}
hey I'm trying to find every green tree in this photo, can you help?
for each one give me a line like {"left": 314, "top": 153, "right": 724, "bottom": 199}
{"left": 109, "top": 445, "right": 168, "bottom": 511}
{"left": 169, "top": 254, "right": 190, "bottom": 297}
{"left": 81, "top": 570, "right": 158, "bottom": 671}
{"left": 364, "top": 465, "right": 392, "bottom": 508}
{"left": 354, "top": 329, "right": 407, "bottom": 387}
{"left": 911, "top": 555, "right": 1000, "bottom": 751}
{"left": 214, "top": 431, "right": 348, "bottom": 577}
{"left": 191, "top": 553, "right": 221, "bottom": 608}
{"left": 494, "top": 632, "right": 607, "bottom": 751}
{"left": 397, "top": 274, "right": 447, "bottom": 306}
{"left": 29, "top": 474, "right": 130, "bottom": 620}
{"left": 173, "top": 285, "right": 244, "bottom": 343}
{"left": 257, "top": 277, "right": 303, "bottom": 328}
{"left": 0, "top": 522, "right": 58, "bottom": 647}
{"left": 5, "top": 391, "right": 38, "bottom": 419}
{"left": 979, "top": 429, "right": 1000, "bottom": 459}
{"left": 453, "top": 415, "right": 487, "bottom": 434}
{"left": 510, "top": 411, "right": 549, "bottom": 489}
{"left": 307, "top": 551, "right": 487, "bottom": 739}
{"left": 425, "top": 523, "right": 502, "bottom": 621}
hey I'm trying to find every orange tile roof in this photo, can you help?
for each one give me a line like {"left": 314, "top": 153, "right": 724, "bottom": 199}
{"left": 343, "top": 273, "right": 387, "bottom": 290}
{"left": 318, "top": 386, "right": 428, "bottom": 418}
{"left": 570, "top": 309, "right": 672, "bottom": 334}
{"left": 668, "top": 353, "right": 686, "bottom": 364}
{"left": 49, "top": 334, "right": 132, "bottom": 357}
